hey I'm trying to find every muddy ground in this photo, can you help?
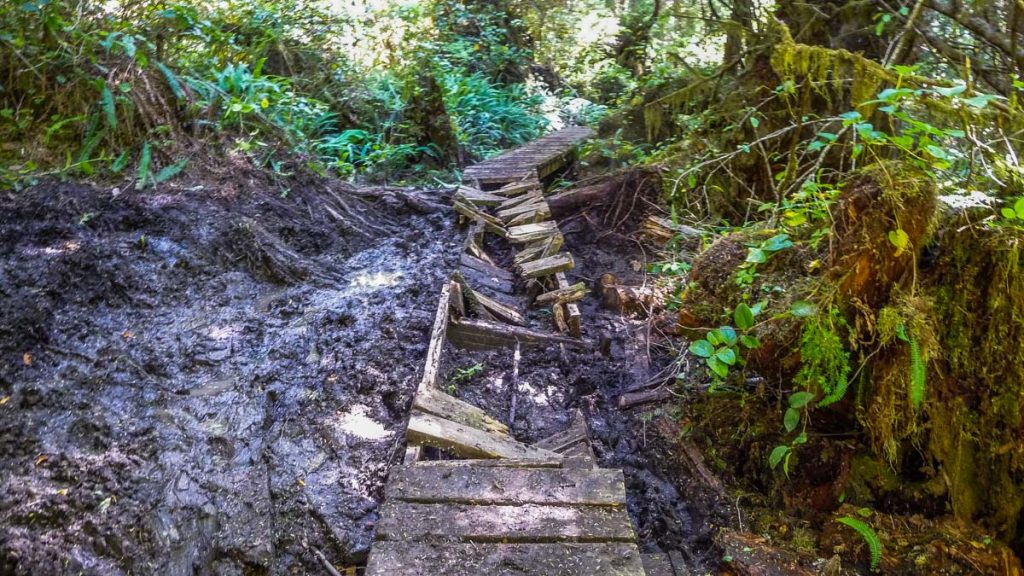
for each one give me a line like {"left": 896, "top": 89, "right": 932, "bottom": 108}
{"left": 0, "top": 174, "right": 720, "bottom": 575}
{"left": 0, "top": 176, "right": 461, "bottom": 574}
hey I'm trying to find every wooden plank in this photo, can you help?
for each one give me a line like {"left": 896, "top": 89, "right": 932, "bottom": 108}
{"left": 416, "top": 282, "right": 451, "bottom": 394}
{"left": 447, "top": 318, "right": 590, "bottom": 350}
{"left": 507, "top": 208, "right": 550, "bottom": 227}
{"left": 461, "top": 252, "right": 514, "bottom": 282}
{"left": 406, "top": 412, "right": 559, "bottom": 460}
{"left": 536, "top": 282, "right": 588, "bottom": 306}
{"left": 366, "top": 542, "right": 645, "bottom": 576}
{"left": 460, "top": 265, "right": 514, "bottom": 295}
{"left": 497, "top": 199, "right": 550, "bottom": 221}
{"left": 455, "top": 186, "right": 506, "bottom": 207}
{"left": 519, "top": 252, "right": 575, "bottom": 279}
{"left": 556, "top": 272, "right": 582, "bottom": 337}
{"left": 411, "top": 457, "right": 562, "bottom": 468}
{"left": 493, "top": 180, "right": 542, "bottom": 197}
{"left": 507, "top": 221, "right": 559, "bottom": 243}
{"left": 534, "top": 412, "right": 589, "bottom": 453}
{"left": 472, "top": 289, "right": 528, "bottom": 326}
{"left": 413, "top": 387, "right": 510, "bottom": 435}
{"left": 386, "top": 465, "right": 626, "bottom": 506}
{"left": 454, "top": 200, "right": 506, "bottom": 237}
{"left": 498, "top": 191, "right": 543, "bottom": 210}
{"left": 375, "top": 502, "right": 636, "bottom": 543}
{"left": 403, "top": 446, "right": 422, "bottom": 465}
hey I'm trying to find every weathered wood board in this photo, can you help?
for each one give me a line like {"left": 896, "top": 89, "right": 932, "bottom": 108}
{"left": 447, "top": 318, "right": 590, "bottom": 350}
{"left": 375, "top": 502, "right": 636, "bottom": 542}
{"left": 406, "top": 411, "right": 559, "bottom": 460}
{"left": 519, "top": 252, "right": 575, "bottom": 279}
{"left": 386, "top": 465, "right": 626, "bottom": 506}
{"left": 366, "top": 542, "right": 645, "bottom": 576}
{"left": 413, "top": 386, "right": 510, "bottom": 435}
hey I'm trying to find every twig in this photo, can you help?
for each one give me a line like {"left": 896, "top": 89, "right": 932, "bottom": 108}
{"left": 313, "top": 548, "right": 343, "bottom": 576}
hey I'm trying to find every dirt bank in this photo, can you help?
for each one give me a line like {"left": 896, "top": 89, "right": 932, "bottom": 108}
{"left": 0, "top": 177, "right": 459, "bottom": 574}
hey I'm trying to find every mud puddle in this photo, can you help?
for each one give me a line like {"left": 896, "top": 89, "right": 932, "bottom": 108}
{"left": 0, "top": 179, "right": 459, "bottom": 574}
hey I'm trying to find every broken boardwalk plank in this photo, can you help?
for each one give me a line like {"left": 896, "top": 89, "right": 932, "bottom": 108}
{"left": 405, "top": 411, "right": 558, "bottom": 460}
{"left": 366, "top": 542, "right": 644, "bottom": 576}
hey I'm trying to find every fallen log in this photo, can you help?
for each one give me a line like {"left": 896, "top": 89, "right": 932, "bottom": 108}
{"left": 617, "top": 387, "right": 671, "bottom": 409}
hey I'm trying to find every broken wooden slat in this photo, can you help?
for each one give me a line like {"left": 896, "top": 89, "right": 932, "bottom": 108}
{"left": 616, "top": 387, "right": 672, "bottom": 409}
{"left": 411, "top": 457, "right": 563, "bottom": 468}
{"left": 556, "top": 272, "right": 582, "bottom": 337}
{"left": 447, "top": 317, "right": 590, "bottom": 350}
{"left": 534, "top": 411, "right": 589, "bottom": 453}
{"left": 507, "top": 221, "right": 559, "bottom": 243}
{"left": 536, "top": 282, "right": 588, "bottom": 306}
{"left": 405, "top": 411, "right": 559, "bottom": 460}
{"left": 366, "top": 542, "right": 645, "bottom": 576}
{"left": 386, "top": 464, "right": 626, "bottom": 506}
{"left": 519, "top": 252, "right": 575, "bottom": 279}
{"left": 453, "top": 200, "right": 506, "bottom": 237}
{"left": 498, "top": 190, "right": 543, "bottom": 210}
{"left": 506, "top": 207, "right": 551, "bottom": 227}
{"left": 458, "top": 265, "right": 514, "bottom": 294}
{"left": 471, "top": 288, "right": 527, "bottom": 326}
{"left": 493, "top": 180, "right": 542, "bottom": 197}
{"left": 460, "top": 252, "right": 514, "bottom": 282}
{"left": 497, "top": 198, "right": 551, "bottom": 222}
{"left": 449, "top": 279, "right": 466, "bottom": 318}
{"left": 403, "top": 446, "right": 422, "bottom": 465}
{"left": 455, "top": 186, "right": 506, "bottom": 207}
{"left": 413, "top": 386, "right": 510, "bottom": 435}
{"left": 416, "top": 282, "right": 451, "bottom": 394}
{"left": 375, "top": 501, "right": 636, "bottom": 543}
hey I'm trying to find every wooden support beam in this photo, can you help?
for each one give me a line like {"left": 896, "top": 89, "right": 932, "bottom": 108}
{"left": 375, "top": 502, "right": 636, "bottom": 543}
{"left": 413, "top": 386, "right": 510, "bottom": 435}
{"left": 507, "top": 208, "right": 550, "bottom": 227}
{"left": 385, "top": 464, "right": 625, "bottom": 506}
{"left": 416, "top": 282, "right": 451, "bottom": 394}
{"left": 519, "top": 252, "right": 575, "bottom": 279}
{"left": 405, "top": 411, "right": 559, "bottom": 460}
{"left": 472, "top": 289, "right": 527, "bottom": 326}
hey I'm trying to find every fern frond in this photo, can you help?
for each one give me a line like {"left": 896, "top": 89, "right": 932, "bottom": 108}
{"left": 909, "top": 336, "right": 925, "bottom": 410}
{"left": 101, "top": 83, "right": 117, "bottom": 130}
{"left": 837, "top": 516, "right": 882, "bottom": 571}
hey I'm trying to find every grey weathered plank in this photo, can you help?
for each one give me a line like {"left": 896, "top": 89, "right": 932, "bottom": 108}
{"left": 454, "top": 200, "right": 507, "bottom": 237}
{"left": 455, "top": 186, "right": 506, "bottom": 207}
{"left": 406, "top": 411, "right": 559, "bottom": 460}
{"left": 471, "top": 289, "right": 528, "bottom": 326}
{"left": 507, "top": 221, "right": 559, "bottom": 243}
{"left": 461, "top": 252, "right": 514, "bottom": 282}
{"left": 375, "top": 502, "right": 636, "bottom": 543}
{"left": 365, "top": 542, "right": 645, "bottom": 576}
{"left": 447, "top": 318, "right": 590, "bottom": 350}
{"left": 386, "top": 464, "right": 625, "bottom": 506}
{"left": 413, "top": 386, "right": 510, "bottom": 435}
{"left": 411, "top": 457, "right": 563, "bottom": 468}
{"left": 498, "top": 199, "right": 551, "bottom": 222}
{"left": 519, "top": 252, "right": 575, "bottom": 278}
{"left": 416, "top": 282, "right": 451, "bottom": 395}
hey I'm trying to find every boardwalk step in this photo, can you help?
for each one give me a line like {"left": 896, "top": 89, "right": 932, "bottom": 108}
{"left": 534, "top": 410, "right": 596, "bottom": 468}
{"left": 365, "top": 542, "right": 645, "bottom": 575}
{"left": 375, "top": 501, "right": 636, "bottom": 542}
{"left": 508, "top": 221, "right": 559, "bottom": 243}
{"left": 519, "top": 252, "right": 575, "bottom": 278}
{"left": 406, "top": 411, "right": 557, "bottom": 460}
{"left": 386, "top": 464, "right": 626, "bottom": 506}
{"left": 412, "top": 387, "right": 509, "bottom": 435}
{"left": 410, "top": 457, "right": 563, "bottom": 468}
{"left": 455, "top": 185, "right": 506, "bottom": 207}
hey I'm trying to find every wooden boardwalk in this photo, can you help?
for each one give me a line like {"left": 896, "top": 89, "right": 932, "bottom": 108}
{"left": 365, "top": 128, "right": 687, "bottom": 575}
{"left": 463, "top": 126, "right": 594, "bottom": 187}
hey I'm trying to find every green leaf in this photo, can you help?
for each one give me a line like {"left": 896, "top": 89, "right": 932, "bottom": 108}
{"left": 963, "top": 94, "right": 999, "bottom": 109}
{"left": 836, "top": 517, "right": 883, "bottom": 571}
{"left": 716, "top": 347, "right": 737, "bottom": 366}
{"left": 718, "top": 326, "right": 738, "bottom": 346}
{"left": 155, "top": 61, "right": 186, "bottom": 101}
{"left": 1015, "top": 198, "right": 1024, "bottom": 219}
{"left": 101, "top": 83, "right": 116, "bottom": 130}
{"left": 740, "top": 335, "right": 760, "bottom": 349}
{"left": 934, "top": 84, "right": 966, "bottom": 97}
{"left": 1002, "top": 207, "right": 1017, "bottom": 220}
{"left": 925, "top": 144, "right": 950, "bottom": 160}
{"left": 790, "top": 300, "right": 817, "bottom": 317}
{"left": 789, "top": 391, "right": 815, "bottom": 408}
{"left": 762, "top": 234, "right": 793, "bottom": 252}
{"left": 768, "top": 445, "right": 789, "bottom": 469}
{"left": 784, "top": 407, "right": 800, "bottom": 432}
{"left": 888, "top": 229, "right": 910, "bottom": 254}
{"left": 707, "top": 356, "right": 729, "bottom": 378}
{"left": 707, "top": 330, "right": 721, "bottom": 346}
{"left": 137, "top": 141, "right": 152, "bottom": 188}
{"left": 750, "top": 116, "right": 759, "bottom": 128}
{"left": 689, "top": 339, "right": 714, "bottom": 358}
{"left": 746, "top": 247, "right": 767, "bottom": 263}
{"left": 734, "top": 303, "right": 755, "bottom": 330}
{"left": 110, "top": 150, "right": 129, "bottom": 173}
{"left": 154, "top": 158, "right": 188, "bottom": 183}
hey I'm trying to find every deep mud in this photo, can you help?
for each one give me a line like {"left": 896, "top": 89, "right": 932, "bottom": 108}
{"left": 0, "top": 178, "right": 460, "bottom": 574}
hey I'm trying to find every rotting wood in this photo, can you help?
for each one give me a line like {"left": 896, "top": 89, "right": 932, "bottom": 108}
{"left": 617, "top": 387, "right": 672, "bottom": 409}
{"left": 449, "top": 279, "right": 465, "bottom": 318}
{"left": 459, "top": 265, "right": 514, "bottom": 295}
{"left": 507, "top": 208, "right": 549, "bottom": 226}
{"left": 447, "top": 318, "right": 591, "bottom": 350}
{"left": 498, "top": 191, "right": 543, "bottom": 210}
{"left": 541, "top": 233, "right": 564, "bottom": 258}
{"left": 416, "top": 282, "right": 451, "bottom": 395}
{"left": 519, "top": 252, "right": 575, "bottom": 279}
{"left": 507, "top": 221, "right": 559, "bottom": 243}
{"left": 493, "top": 179, "right": 542, "bottom": 197}
{"left": 471, "top": 288, "right": 527, "bottom": 326}
{"left": 375, "top": 501, "right": 637, "bottom": 543}
{"left": 514, "top": 242, "right": 546, "bottom": 266}
{"left": 403, "top": 446, "right": 421, "bottom": 465}
{"left": 536, "top": 282, "right": 588, "bottom": 306}
{"left": 497, "top": 199, "right": 551, "bottom": 222}
{"left": 405, "top": 411, "right": 558, "bottom": 460}
{"left": 413, "top": 386, "right": 510, "bottom": 435}
{"left": 534, "top": 410, "right": 589, "bottom": 453}
{"left": 640, "top": 215, "right": 701, "bottom": 244}
{"left": 454, "top": 185, "right": 506, "bottom": 207}
{"left": 556, "top": 272, "right": 582, "bottom": 337}
{"left": 386, "top": 465, "right": 626, "bottom": 506}
{"left": 640, "top": 553, "right": 675, "bottom": 576}
{"left": 452, "top": 270, "right": 496, "bottom": 321}
{"left": 460, "top": 252, "right": 514, "bottom": 282}
{"left": 365, "top": 542, "right": 645, "bottom": 576}
{"left": 554, "top": 303, "right": 569, "bottom": 333}
{"left": 410, "top": 456, "right": 562, "bottom": 468}
{"left": 454, "top": 200, "right": 506, "bottom": 237}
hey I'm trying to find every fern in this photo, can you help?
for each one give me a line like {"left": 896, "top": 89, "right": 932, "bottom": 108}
{"left": 156, "top": 62, "right": 186, "bottom": 101}
{"left": 909, "top": 336, "right": 925, "bottom": 410}
{"left": 154, "top": 158, "right": 188, "bottom": 183}
{"left": 101, "top": 83, "right": 117, "bottom": 130}
{"left": 837, "top": 516, "right": 882, "bottom": 571}
{"left": 137, "top": 142, "right": 152, "bottom": 188}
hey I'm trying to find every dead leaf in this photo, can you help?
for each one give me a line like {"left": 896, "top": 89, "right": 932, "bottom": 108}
{"left": 35, "top": 454, "right": 48, "bottom": 466}
{"left": 22, "top": 352, "right": 32, "bottom": 366}
{"left": 0, "top": 396, "right": 9, "bottom": 406}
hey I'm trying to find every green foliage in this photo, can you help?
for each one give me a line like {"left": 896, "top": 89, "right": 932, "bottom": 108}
{"left": 440, "top": 72, "right": 547, "bottom": 161}
{"left": 836, "top": 516, "right": 883, "bottom": 571}
{"left": 794, "top": 307, "right": 851, "bottom": 408}
{"left": 688, "top": 302, "right": 762, "bottom": 382}
{"left": 736, "top": 234, "right": 793, "bottom": 286}
{"left": 447, "top": 363, "right": 484, "bottom": 393}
